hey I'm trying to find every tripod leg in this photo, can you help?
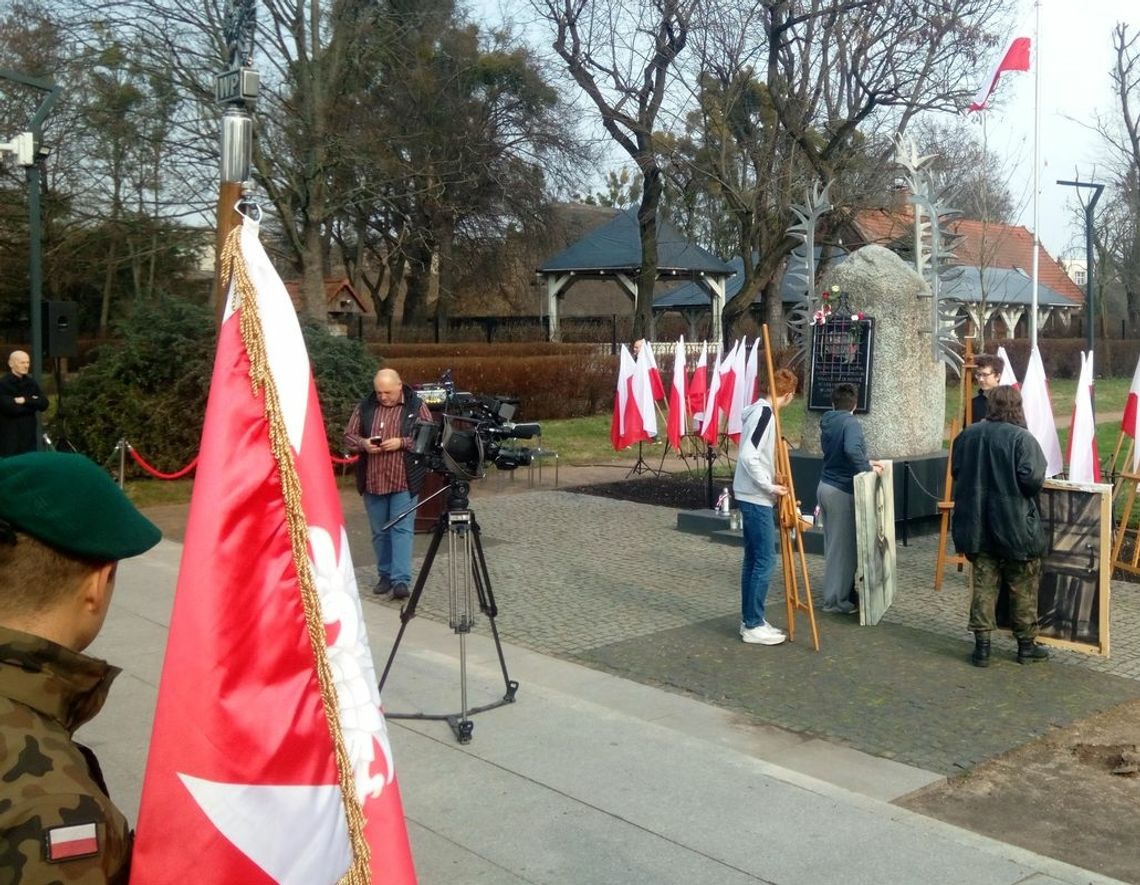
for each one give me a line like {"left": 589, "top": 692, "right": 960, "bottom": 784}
{"left": 468, "top": 518, "right": 519, "bottom": 704}
{"left": 378, "top": 516, "right": 446, "bottom": 691}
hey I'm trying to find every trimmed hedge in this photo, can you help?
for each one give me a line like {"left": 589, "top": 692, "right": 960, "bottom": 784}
{"left": 979, "top": 338, "right": 1140, "bottom": 379}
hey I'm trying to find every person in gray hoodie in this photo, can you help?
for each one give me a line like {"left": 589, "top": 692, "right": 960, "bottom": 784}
{"left": 817, "top": 383, "right": 882, "bottom": 613}
{"left": 732, "top": 368, "right": 798, "bottom": 645}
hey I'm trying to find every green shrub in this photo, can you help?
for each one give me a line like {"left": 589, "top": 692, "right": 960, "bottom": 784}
{"left": 60, "top": 305, "right": 378, "bottom": 472}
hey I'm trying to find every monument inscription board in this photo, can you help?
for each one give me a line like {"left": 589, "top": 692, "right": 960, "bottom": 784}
{"left": 807, "top": 317, "right": 875, "bottom": 412}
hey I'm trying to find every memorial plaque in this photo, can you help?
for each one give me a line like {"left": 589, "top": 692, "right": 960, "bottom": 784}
{"left": 807, "top": 316, "right": 875, "bottom": 412}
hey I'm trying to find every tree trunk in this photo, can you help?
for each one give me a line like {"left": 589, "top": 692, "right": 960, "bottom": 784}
{"left": 434, "top": 222, "right": 455, "bottom": 342}
{"left": 634, "top": 168, "right": 663, "bottom": 340}
{"left": 402, "top": 238, "right": 434, "bottom": 324}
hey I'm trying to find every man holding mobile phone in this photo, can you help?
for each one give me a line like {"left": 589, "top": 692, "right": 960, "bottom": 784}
{"left": 344, "top": 369, "right": 433, "bottom": 598}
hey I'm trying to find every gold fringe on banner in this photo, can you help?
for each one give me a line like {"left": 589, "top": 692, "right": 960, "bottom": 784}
{"left": 220, "top": 225, "right": 372, "bottom": 883}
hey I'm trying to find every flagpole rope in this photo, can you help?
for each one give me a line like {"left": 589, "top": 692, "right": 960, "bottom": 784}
{"left": 220, "top": 226, "right": 372, "bottom": 883}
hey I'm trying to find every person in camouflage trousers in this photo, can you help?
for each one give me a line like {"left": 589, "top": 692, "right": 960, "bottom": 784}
{"left": 0, "top": 452, "right": 161, "bottom": 883}
{"left": 951, "top": 385, "right": 1051, "bottom": 667}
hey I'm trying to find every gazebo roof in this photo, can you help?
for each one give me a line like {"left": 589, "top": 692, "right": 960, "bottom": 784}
{"left": 538, "top": 207, "right": 735, "bottom": 276}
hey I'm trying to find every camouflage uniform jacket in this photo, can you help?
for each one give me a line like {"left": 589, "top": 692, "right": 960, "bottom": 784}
{"left": 0, "top": 625, "right": 130, "bottom": 884}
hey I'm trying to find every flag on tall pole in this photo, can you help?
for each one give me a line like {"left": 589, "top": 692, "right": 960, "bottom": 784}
{"left": 1067, "top": 351, "right": 1101, "bottom": 483}
{"left": 1021, "top": 346, "right": 1064, "bottom": 478}
{"left": 995, "top": 345, "right": 1019, "bottom": 387}
{"left": 967, "top": 35, "right": 1031, "bottom": 112}
{"left": 132, "top": 223, "right": 417, "bottom": 883}
{"left": 687, "top": 343, "right": 708, "bottom": 428}
{"left": 666, "top": 336, "right": 687, "bottom": 448}
{"left": 611, "top": 344, "right": 643, "bottom": 450}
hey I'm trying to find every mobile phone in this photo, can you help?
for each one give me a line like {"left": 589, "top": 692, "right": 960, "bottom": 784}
{"left": 369, "top": 436, "right": 383, "bottom": 445}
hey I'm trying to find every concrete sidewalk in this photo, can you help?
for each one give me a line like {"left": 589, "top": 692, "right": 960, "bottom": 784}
{"left": 81, "top": 537, "right": 1123, "bottom": 885}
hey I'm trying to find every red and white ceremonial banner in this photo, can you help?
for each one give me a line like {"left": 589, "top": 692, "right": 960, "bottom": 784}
{"left": 611, "top": 344, "right": 644, "bottom": 450}
{"left": 700, "top": 348, "right": 725, "bottom": 445}
{"left": 666, "top": 336, "right": 687, "bottom": 448}
{"left": 687, "top": 344, "right": 708, "bottom": 430}
{"left": 132, "top": 223, "right": 417, "bottom": 884}
{"left": 1021, "top": 346, "right": 1064, "bottom": 478}
{"left": 968, "top": 35, "right": 1031, "bottom": 112}
{"left": 1067, "top": 351, "right": 1101, "bottom": 483}
{"left": 995, "top": 345, "right": 1019, "bottom": 388}
{"left": 1121, "top": 355, "right": 1140, "bottom": 473}
{"left": 715, "top": 340, "right": 738, "bottom": 418}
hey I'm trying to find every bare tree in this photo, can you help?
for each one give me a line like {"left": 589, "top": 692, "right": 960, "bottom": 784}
{"left": 676, "top": 0, "right": 1009, "bottom": 342}
{"left": 1095, "top": 23, "right": 1140, "bottom": 334}
{"left": 535, "top": 0, "right": 693, "bottom": 340}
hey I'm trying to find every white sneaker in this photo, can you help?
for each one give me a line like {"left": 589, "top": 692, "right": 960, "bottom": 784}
{"left": 741, "top": 621, "right": 786, "bottom": 645}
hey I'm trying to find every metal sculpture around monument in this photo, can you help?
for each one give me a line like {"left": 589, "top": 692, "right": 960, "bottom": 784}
{"left": 784, "top": 180, "right": 833, "bottom": 366}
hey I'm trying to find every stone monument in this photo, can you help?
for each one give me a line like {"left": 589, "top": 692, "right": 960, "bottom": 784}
{"left": 800, "top": 244, "right": 945, "bottom": 459}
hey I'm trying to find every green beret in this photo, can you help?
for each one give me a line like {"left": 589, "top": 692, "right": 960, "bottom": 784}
{"left": 0, "top": 452, "right": 161, "bottom": 560}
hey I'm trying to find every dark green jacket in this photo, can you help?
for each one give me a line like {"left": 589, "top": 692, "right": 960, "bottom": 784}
{"left": 951, "top": 419, "right": 1048, "bottom": 561}
{"left": 0, "top": 626, "right": 130, "bottom": 883}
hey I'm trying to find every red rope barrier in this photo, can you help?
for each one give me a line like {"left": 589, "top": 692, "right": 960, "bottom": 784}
{"left": 128, "top": 446, "right": 199, "bottom": 480}
{"left": 331, "top": 453, "right": 359, "bottom": 465}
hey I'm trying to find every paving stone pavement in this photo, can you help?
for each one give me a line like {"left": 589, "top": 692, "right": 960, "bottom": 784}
{"left": 349, "top": 480, "right": 1140, "bottom": 778}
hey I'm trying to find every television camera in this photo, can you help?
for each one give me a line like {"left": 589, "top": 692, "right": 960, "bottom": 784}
{"left": 410, "top": 371, "right": 541, "bottom": 481}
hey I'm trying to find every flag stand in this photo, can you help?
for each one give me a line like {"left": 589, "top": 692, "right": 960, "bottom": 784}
{"left": 626, "top": 439, "right": 661, "bottom": 477}
{"left": 762, "top": 325, "right": 819, "bottom": 650}
{"left": 378, "top": 480, "right": 518, "bottom": 743}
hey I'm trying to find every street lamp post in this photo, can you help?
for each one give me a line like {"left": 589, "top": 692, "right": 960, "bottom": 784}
{"left": 1057, "top": 179, "right": 1106, "bottom": 357}
{"left": 0, "top": 70, "right": 60, "bottom": 389}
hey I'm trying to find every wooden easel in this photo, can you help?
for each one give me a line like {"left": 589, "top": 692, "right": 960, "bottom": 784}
{"left": 1111, "top": 468, "right": 1140, "bottom": 575}
{"left": 762, "top": 325, "right": 820, "bottom": 650}
{"left": 933, "top": 338, "right": 977, "bottom": 591}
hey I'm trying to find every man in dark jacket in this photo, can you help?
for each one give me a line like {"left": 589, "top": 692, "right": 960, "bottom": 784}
{"left": 344, "top": 369, "right": 432, "bottom": 599}
{"left": 970, "top": 353, "right": 1003, "bottom": 424}
{"left": 0, "top": 350, "right": 48, "bottom": 456}
{"left": 952, "top": 384, "right": 1050, "bottom": 666}
{"left": 816, "top": 383, "right": 882, "bottom": 613}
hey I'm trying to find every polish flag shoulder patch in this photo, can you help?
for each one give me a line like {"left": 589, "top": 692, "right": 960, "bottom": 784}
{"left": 43, "top": 822, "right": 99, "bottom": 862}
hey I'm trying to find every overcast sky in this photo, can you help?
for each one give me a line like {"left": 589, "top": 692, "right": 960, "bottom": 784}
{"left": 984, "top": 0, "right": 1137, "bottom": 261}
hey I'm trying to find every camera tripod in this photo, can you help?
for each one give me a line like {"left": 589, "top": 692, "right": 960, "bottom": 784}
{"left": 377, "top": 479, "right": 518, "bottom": 743}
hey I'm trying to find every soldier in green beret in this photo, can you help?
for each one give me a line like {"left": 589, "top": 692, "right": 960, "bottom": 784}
{"left": 0, "top": 452, "right": 161, "bottom": 883}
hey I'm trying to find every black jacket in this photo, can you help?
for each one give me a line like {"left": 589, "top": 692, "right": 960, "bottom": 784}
{"left": 951, "top": 418, "right": 1047, "bottom": 561}
{"left": 0, "top": 372, "right": 47, "bottom": 456}
{"left": 353, "top": 384, "right": 428, "bottom": 496}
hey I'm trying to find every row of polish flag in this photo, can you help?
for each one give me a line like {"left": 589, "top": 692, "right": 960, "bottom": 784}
{"left": 612, "top": 336, "right": 764, "bottom": 451}
{"left": 616, "top": 338, "right": 1140, "bottom": 486}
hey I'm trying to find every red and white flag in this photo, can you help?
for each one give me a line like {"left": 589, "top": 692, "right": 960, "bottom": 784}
{"left": 1021, "top": 346, "right": 1064, "bottom": 478}
{"left": 611, "top": 344, "right": 644, "bottom": 450}
{"left": 715, "top": 340, "right": 738, "bottom": 417}
{"left": 640, "top": 340, "right": 666, "bottom": 402}
{"left": 995, "top": 345, "right": 1019, "bottom": 388}
{"left": 1067, "top": 351, "right": 1101, "bottom": 483}
{"left": 687, "top": 344, "right": 708, "bottom": 428}
{"left": 700, "top": 348, "right": 725, "bottom": 445}
{"left": 633, "top": 344, "right": 659, "bottom": 439}
{"left": 1121, "top": 354, "right": 1140, "bottom": 445}
{"left": 725, "top": 340, "right": 748, "bottom": 442}
{"left": 968, "top": 35, "right": 1031, "bottom": 113}
{"left": 666, "top": 336, "right": 687, "bottom": 448}
{"left": 132, "top": 223, "right": 416, "bottom": 883}
{"left": 743, "top": 339, "right": 760, "bottom": 407}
